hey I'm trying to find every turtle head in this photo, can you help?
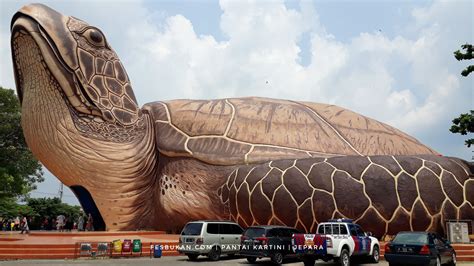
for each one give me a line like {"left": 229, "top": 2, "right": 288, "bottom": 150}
{"left": 11, "top": 3, "right": 139, "bottom": 126}
{"left": 11, "top": 5, "right": 157, "bottom": 230}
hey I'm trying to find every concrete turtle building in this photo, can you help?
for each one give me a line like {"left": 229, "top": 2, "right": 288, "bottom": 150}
{"left": 11, "top": 4, "right": 473, "bottom": 236}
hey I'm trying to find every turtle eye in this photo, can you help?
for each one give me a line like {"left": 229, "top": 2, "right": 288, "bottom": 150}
{"left": 83, "top": 28, "right": 106, "bottom": 47}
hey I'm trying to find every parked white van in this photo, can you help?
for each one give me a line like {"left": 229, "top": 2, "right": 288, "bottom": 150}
{"left": 178, "top": 220, "right": 244, "bottom": 261}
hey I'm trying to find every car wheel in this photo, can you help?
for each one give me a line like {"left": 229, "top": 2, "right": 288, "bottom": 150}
{"left": 303, "top": 256, "right": 316, "bottom": 266}
{"left": 370, "top": 245, "right": 380, "bottom": 263}
{"left": 187, "top": 254, "right": 199, "bottom": 261}
{"left": 339, "top": 249, "right": 350, "bottom": 266}
{"left": 271, "top": 252, "right": 283, "bottom": 265}
{"left": 208, "top": 246, "right": 221, "bottom": 261}
{"left": 246, "top": 257, "right": 257, "bottom": 263}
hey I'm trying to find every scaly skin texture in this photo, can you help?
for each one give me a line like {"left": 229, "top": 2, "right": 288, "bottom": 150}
{"left": 11, "top": 4, "right": 473, "bottom": 234}
{"left": 219, "top": 155, "right": 474, "bottom": 238}
{"left": 14, "top": 32, "right": 158, "bottom": 230}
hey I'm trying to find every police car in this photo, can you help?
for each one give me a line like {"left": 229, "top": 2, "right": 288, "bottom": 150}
{"left": 292, "top": 219, "right": 380, "bottom": 266}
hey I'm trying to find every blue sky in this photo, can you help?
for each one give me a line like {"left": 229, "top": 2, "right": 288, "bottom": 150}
{"left": 0, "top": 0, "right": 472, "bottom": 205}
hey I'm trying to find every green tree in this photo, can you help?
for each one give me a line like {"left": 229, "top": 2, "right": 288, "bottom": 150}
{"left": 454, "top": 43, "right": 473, "bottom": 76}
{"left": 0, "top": 197, "right": 35, "bottom": 218}
{"left": 451, "top": 45, "right": 473, "bottom": 148}
{"left": 450, "top": 110, "right": 474, "bottom": 147}
{"left": 25, "top": 197, "right": 82, "bottom": 229}
{"left": 1, "top": 197, "right": 82, "bottom": 229}
{"left": 26, "top": 197, "right": 81, "bottom": 219}
{"left": 26, "top": 198, "right": 81, "bottom": 229}
{"left": 0, "top": 87, "right": 43, "bottom": 199}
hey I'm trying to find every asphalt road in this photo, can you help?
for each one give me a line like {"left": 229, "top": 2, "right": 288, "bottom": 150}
{"left": 1, "top": 256, "right": 472, "bottom": 266}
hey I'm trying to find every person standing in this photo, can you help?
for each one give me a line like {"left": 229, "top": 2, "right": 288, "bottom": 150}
{"left": 56, "top": 214, "right": 65, "bottom": 231}
{"left": 41, "top": 217, "right": 49, "bottom": 231}
{"left": 85, "top": 213, "right": 94, "bottom": 231}
{"left": 66, "top": 216, "right": 73, "bottom": 231}
{"left": 77, "top": 214, "right": 84, "bottom": 231}
{"left": 14, "top": 217, "right": 20, "bottom": 230}
{"left": 50, "top": 218, "right": 55, "bottom": 231}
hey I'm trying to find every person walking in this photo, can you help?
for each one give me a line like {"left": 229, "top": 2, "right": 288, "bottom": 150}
{"left": 20, "top": 216, "right": 29, "bottom": 234}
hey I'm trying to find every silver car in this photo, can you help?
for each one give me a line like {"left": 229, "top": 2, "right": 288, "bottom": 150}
{"left": 178, "top": 220, "right": 244, "bottom": 261}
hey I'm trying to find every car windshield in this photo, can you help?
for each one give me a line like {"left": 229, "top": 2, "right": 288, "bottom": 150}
{"left": 392, "top": 233, "right": 428, "bottom": 245}
{"left": 181, "top": 223, "right": 203, "bottom": 236}
{"left": 244, "top": 228, "right": 266, "bottom": 238}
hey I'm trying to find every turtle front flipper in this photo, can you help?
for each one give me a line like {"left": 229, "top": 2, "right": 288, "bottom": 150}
{"left": 219, "top": 155, "right": 474, "bottom": 238}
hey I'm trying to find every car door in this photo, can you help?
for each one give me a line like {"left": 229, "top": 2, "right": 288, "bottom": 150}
{"left": 286, "top": 229, "right": 301, "bottom": 255}
{"left": 230, "top": 224, "right": 244, "bottom": 253}
{"left": 356, "top": 225, "right": 371, "bottom": 255}
{"left": 266, "top": 228, "right": 280, "bottom": 251}
{"left": 434, "top": 234, "right": 451, "bottom": 264}
{"left": 206, "top": 223, "right": 220, "bottom": 248}
{"left": 348, "top": 224, "right": 361, "bottom": 255}
{"left": 275, "top": 228, "right": 290, "bottom": 254}
{"left": 219, "top": 223, "right": 242, "bottom": 254}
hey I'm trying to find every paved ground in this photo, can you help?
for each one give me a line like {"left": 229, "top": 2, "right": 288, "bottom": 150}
{"left": 0, "top": 256, "right": 370, "bottom": 265}
{"left": 1, "top": 256, "right": 472, "bottom": 266}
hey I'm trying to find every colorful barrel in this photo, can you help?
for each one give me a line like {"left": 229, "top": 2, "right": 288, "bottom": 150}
{"left": 132, "top": 239, "right": 142, "bottom": 253}
{"left": 153, "top": 244, "right": 162, "bottom": 258}
{"left": 112, "top": 239, "right": 122, "bottom": 253}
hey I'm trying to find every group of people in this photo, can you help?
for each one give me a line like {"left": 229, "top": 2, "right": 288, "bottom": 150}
{"left": 73, "top": 213, "right": 94, "bottom": 231}
{"left": 0, "top": 216, "right": 30, "bottom": 234}
{"left": 1, "top": 213, "right": 94, "bottom": 233}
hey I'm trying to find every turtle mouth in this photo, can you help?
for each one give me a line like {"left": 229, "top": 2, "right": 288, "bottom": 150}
{"left": 11, "top": 14, "right": 99, "bottom": 116}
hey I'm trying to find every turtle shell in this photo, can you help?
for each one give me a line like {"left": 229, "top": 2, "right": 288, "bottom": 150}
{"left": 143, "top": 97, "right": 438, "bottom": 165}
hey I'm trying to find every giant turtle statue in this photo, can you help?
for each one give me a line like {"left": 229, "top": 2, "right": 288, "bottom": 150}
{"left": 11, "top": 4, "right": 473, "bottom": 236}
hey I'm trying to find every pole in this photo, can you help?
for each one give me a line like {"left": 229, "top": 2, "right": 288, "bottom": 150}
{"left": 59, "top": 183, "right": 63, "bottom": 202}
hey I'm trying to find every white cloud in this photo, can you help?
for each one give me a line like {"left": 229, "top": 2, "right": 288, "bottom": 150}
{"left": 391, "top": 74, "right": 460, "bottom": 131}
{"left": 387, "top": 89, "right": 416, "bottom": 113}
{"left": 0, "top": 29, "right": 14, "bottom": 89}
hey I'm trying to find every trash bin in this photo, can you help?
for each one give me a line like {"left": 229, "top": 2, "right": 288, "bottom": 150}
{"left": 112, "top": 239, "right": 122, "bottom": 253}
{"left": 97, "top": 242, "right": 109, "bottom": 256}
{"left": 79, "top": 243, "right": 92, "bottom": 256}
{"left": 132, "top": 239, "right": 142, "bottom": 254}
{"left": 122, "top": 239, "right": 132, "bottom": 254}
{"left": 153, "top": 244, "right": 162, "bottom": 258}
